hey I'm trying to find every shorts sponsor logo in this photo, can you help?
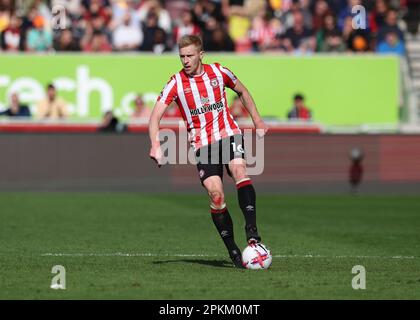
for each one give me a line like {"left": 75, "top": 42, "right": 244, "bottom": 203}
{"left": 199, "top": 169, "right": 205, "bottom": 178}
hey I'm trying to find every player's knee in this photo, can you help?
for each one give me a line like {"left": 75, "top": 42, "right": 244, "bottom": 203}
{"left": 231, "top": 164, "right": 248, "bottom": 181}
{"left": 209, "top": 190, "right": 225, "bottom": 209}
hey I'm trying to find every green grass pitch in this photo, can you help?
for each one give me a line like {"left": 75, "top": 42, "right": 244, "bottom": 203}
{"left": 1, "top": 193, "right": 419, "bottom": 299}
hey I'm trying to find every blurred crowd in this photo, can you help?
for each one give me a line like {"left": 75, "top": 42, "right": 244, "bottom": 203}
{"left": 0, "top": 0, "right": 417, "bottom": 55}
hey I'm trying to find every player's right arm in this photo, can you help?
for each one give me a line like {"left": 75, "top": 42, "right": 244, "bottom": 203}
{"left": 148, "top": 100, "right": 169, "bottom": 167}
{"left": 149, "top": 76, "right": 178, "bottom": 167}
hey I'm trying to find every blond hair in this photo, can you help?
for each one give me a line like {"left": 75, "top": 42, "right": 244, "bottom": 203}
{"left": 178, "top": 35, "right": 203, "bottom": 51}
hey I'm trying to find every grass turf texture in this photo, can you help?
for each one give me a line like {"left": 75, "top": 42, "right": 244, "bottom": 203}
{"left": 1, "top": 193, "right": 420, "bottom": 299}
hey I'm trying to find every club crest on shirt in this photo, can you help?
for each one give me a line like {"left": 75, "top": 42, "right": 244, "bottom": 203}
{"left": 210, "top": 78, "right": 219, "bottom": 88}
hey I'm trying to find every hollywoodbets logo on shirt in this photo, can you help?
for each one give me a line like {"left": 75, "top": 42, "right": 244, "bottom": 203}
{"left": 190, "top": 99, "right": 224, "bottom": 116}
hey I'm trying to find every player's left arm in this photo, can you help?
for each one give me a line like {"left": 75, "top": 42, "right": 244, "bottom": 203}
{"left": 232, "top": 80, "right": 268, "bottom": 137}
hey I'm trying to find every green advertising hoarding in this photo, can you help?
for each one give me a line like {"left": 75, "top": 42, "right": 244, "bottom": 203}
{"left": 0, "top": 54, "right": 399, "bottom": 125}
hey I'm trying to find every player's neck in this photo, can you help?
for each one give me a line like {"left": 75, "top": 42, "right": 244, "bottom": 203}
{"left": 188, "top": 63, "right": 204, "bottom": 77}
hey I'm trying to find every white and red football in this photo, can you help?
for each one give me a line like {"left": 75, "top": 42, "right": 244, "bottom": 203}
{"left": 242, "top": 243, "right": 272, "bottom": 270}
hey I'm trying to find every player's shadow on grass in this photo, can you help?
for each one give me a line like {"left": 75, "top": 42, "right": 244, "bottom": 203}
{"left": 153, "top": 259, "right": 233, "bottom": 269}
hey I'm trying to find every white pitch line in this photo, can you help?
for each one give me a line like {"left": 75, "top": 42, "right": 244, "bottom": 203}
{"left": 40, "top": 253, "right": 418, "bottom": 260}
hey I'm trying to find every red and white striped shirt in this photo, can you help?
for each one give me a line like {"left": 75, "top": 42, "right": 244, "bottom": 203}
{"left": 157, "top": 63, "right": 242, "bottom": 150}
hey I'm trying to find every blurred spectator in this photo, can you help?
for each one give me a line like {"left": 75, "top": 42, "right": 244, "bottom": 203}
{"left": 377, "top": 9, "right": 404, "bottom": 43}
{"left": 192, "top": 0, "right": 225, "bottom": 31}
{"left": 249, "top": 15, "right": 283, "bottom": 52}
{"left": 54, "top": 29, "right": 81, "bottom": 51}
{"left": 281, "top": 0, "right": 313, "bottom": 31}
{"left": 316, "top": 13, "right": 340, "bottom": 51}
{"left": 311, "top": 0, "right": 333, "bottom": 31}
{"left": 82, "top": 29, "right": 113, "bottom": 52}
{"left": 82, "top": 0, "right": 112, "bottom": 26}
{"left": 98, "top": 110, "right": 125, "bottom": 132}
{"left": 1, "top": 14, "right": 23, "bottom": 51}
{"left": 138, "top": 0, "right": 172, "bottom": 35}
{"left": 369, "top": 0, "right": 389, "bottom": 34}
{"left": 404, "top": 0, "right": 420, "bottom": 35}
{"left": 131, "top": 94, "right": 151, "bottom": 119}
{"left": 26, "top": 15, "right": 52, "bottom": 51}
{"left": 377, "top": 31, "right": 405, "bottom": 55}
{"left": 229, "top": 96, "right": 248, "bottom": 119}
{"left": 0, "top": 6, "right": 11, "bottom": 33}
{"left": 283, "top": 10, "right": 316, "bottom": 53}
{"left": 113, "top": 11, "right": 143, "bottom": 51}
{"left": 222, "top": 0, "right": 266, "bottom": 43}
{"left": 140, "top": 11, "right": 168, "bottom": 53}
{"left": 320, "top": 29, "right": 346, "bottom": 52}
{"left": 172, "top": 10, "right": 200, "bottom": 47}
{"left": 36, "top": 84, "right": 68, "bottom": 120}
{"left": 206, "top": 25, "right": 235, "bottom": 51}
{"left": 0, "top": 93, "right": 31, "bottom": 117}
{"left": 287, "top": 93, "right": 312, "bottom": 121}
{"left": 111, "top": 0, "right": 141, "bottom": 26}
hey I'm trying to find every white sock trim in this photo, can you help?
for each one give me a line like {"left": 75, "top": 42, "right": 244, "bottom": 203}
{"left": 210, "top": 202, "right": 226, "bottom": 210}
{"left": 236, "top": 178, "right": 251, "bottom": 185}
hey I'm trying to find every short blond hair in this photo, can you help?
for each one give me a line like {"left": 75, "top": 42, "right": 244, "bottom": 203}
{"left": 178, "top": 35, "right": 203, "bottom": 51}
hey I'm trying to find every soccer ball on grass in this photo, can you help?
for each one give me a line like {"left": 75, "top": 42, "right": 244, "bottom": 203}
{"left": 242, "top": 243, "right": 272, "bottom": 269}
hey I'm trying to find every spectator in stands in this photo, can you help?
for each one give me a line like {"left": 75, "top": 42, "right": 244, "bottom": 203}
{"left": 316, "top": 13, "right": 340, "bottom": 51}
{"left": 311, "top": 0, "right": 333, "bottom": 32}
{"left": 137, "top": 0, "right": 172, "bottom": 35}
{"left": 249, "top": 14, "right": 283, "bottom": 52}
{"left": 229, "top": 96, "right": 249, "bottom": 119}
{"left": 369, "top": 0, "right": 389, "bottom": 34}
{"left": 283, "top": 10, "right": 316, "bottom": 53}
{"left": 131, "top": 94, "right": 151, "bottom": 119}
{"left": 222, "top": 0, "right": 266, "bottom": 44}
{"left": 82, "top": 29, "right": 113, "bottom": 52}
{"left": 98, "top": 110, "right": 123, "bottom": 132}
{"left": 377, "top": 31, "right": 405, "bottom": 55}
{"left": 377, "top": 9, "right": 404, "bottom": 44}
{"left": 140, "top": 10, "right": 168, "bottom": 53}
{"left": 26, "top": 15, "right": 52, "bottom": 52}
{"left": 0, "top": 93, "right": 31, "bottom": 117}
{"left": 0, "top": 14, "right": 23, "bottom": 51}
{"left": 36, "top": 83, "right": 68, "bottom": 120}
{"left": 320, "top": 29, "right": 346, "bottom": 52}
{"left": 404, "top": 0, "right": 420, "bottom": 35}
{"left": 54, "top": 29, "right": 81, "bottom": 51}
{"left": 172, "top": 10, "right": 200, "bottom": 48}
{"left": 281, "top": 0, "right": 313, "bottom": 31}
{"left": 113, "top": 11, "right": 143, "bottom": 51}
{"left": 0, "top": 6, "right": 10, "bottom": 34}
{"left": 287, "top": 93, "right": 312, "bottom": 121}
{"left": 192, "top": 0, "right": 225, "bottom": 32}
{"left": 206, "top": 24, "right": 235, "bottom": 51}
{"left": 82, "top": 0, "right": 112, "bottom": 26}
